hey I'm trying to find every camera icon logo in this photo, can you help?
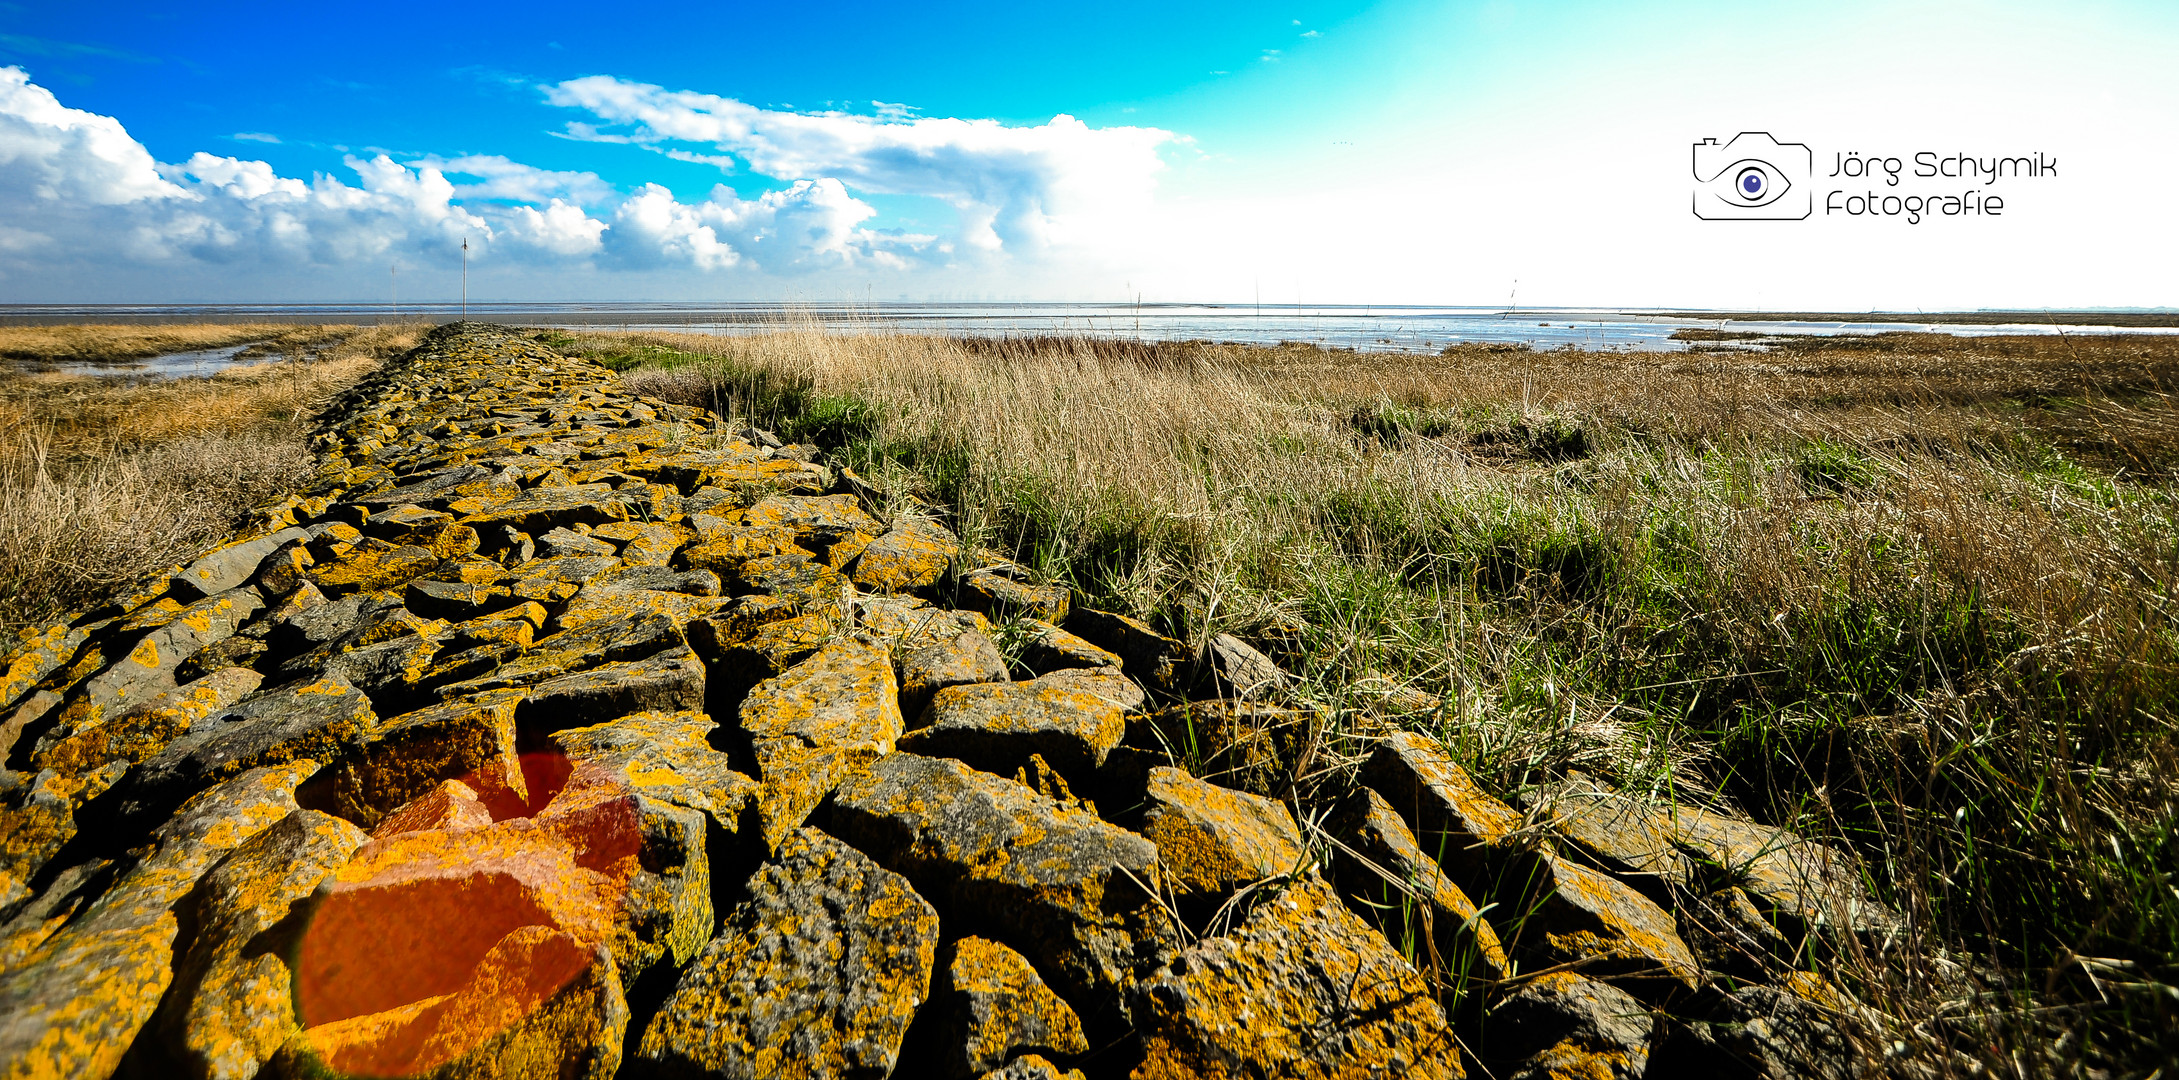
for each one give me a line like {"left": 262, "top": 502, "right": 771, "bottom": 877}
{"left": 1693, "top": 132, "right": 1811, "bottom": 220}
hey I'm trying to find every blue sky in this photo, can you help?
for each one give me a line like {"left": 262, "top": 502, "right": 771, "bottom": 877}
{"left": 2, "top": 1, "right": 2175, "bottom": 307}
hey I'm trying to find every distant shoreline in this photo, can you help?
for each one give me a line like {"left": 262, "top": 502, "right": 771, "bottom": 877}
{"left": 3, "top": 303, "right": 2176, "bottom": 329}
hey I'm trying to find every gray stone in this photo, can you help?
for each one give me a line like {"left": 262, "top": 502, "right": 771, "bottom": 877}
{"left": 635, "top": 828, "right": 938, "bottom": 1080}
{"left": 1130, "top": 879, "right": 1461, "bottom": 1080}
{"left": 518, "top": 647, "right": 707, "bottom": 732}
{"left": 1062, "top": 607, "right": 1185, "bottom": 694}
{"left": 1484, "top": 972, "right": 1653, "bottom": 1080}
{"left": 172, "top": 528, "right": 309, "bottom": 601}
{"left": 1199, "top": 633, "right": 1288, "bottom": 700}
{"left": 899, "top": 670, "right": 1134, "bottom": 784}
{"left": 112, "top": 675, "right": 379, "bottom": 829}
{"left": 827, "top": 753, "right": 1166, "bottom": 1032}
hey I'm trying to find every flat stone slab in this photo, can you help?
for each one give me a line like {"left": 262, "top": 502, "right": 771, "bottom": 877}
{"left": 1130, "top": 879, "right": 1462, "bottom": 1080}
{"left": 636, "top": 828, "right": 937, "bottom": 1080}
{"left": 827, "top": 752, "right": 1166, "bottom": 1030}
{"left": 1136, "top": 766, "right": 1307, "bottom": 907}
{"left": 898, "top": 671, "right": 1134, "bottom": 783}
{"left": 738, "top": 635, "right": 903, "bottom": 851}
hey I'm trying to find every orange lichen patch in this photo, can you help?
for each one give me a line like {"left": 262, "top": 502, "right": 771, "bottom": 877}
{"left": 1359, "top": 731, "right": 1524, "bottom": 888}
{"left": 941, "top": 936, "right": 1090, "bottom": 1077}
{"left": 309, "top": 544, "right": 443, "bottom": 598}
{"left": 1136, "top": 767, "right": 1306, "bottom": 903}
{"left": 1131, "top": 879, "right": 1462, "bottom": 1080}
{"left": 848, "top": 517, "right": 960, "bottom": 592}
{"left": 1530, "top": 856, "right": 1701, "bottom": 992}
{"left": 0, "top": 623, "right": 85, "bottom": 716}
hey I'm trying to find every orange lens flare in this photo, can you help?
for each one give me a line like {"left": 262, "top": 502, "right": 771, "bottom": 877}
{"left": 290, "top": 751, "right": 640, "bottom": 1077}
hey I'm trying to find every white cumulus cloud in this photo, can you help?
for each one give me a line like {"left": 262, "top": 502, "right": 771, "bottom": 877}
{"left": 544, "top": 75, "right": 1176, "bottom": 253}
{"left": 0, "top": 65, "right": 1167, "bottom": 294}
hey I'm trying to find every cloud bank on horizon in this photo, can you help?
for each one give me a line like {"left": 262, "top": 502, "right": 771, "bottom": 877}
{"left": 0, "top": 65, "right": 1174, "bottom": 288}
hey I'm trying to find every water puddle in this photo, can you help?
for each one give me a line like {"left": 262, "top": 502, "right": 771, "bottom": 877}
{"left": 40, "top": 344, "right": 264, "bottom": 380}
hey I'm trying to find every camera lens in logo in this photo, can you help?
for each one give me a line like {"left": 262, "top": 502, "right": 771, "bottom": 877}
{"left": 1738, "top": 167, "right": 1768, "bottom": 200}
{"left": 1717, "top": 157, "right": 1790, "bottom": 208}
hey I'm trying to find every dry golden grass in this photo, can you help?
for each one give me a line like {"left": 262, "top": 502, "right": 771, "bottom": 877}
{"left": 0, "top": 322, "right": 427, "bottom": 639}
{"left": 558, "top": 323, "right": 2179, "bottom": 1074}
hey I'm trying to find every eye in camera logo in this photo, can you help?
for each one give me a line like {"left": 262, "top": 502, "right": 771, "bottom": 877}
{"left": 1693, "top": 132, "right": 1811, "bottom": 220}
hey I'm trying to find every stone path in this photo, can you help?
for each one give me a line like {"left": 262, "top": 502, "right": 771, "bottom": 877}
{"left": 0, "top": 324, "right": 1886, "bottom": 1079}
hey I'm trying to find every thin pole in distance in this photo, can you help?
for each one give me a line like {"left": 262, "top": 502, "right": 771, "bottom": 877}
{"left": 461, "top": 238, "right": 469, "bottom": 321}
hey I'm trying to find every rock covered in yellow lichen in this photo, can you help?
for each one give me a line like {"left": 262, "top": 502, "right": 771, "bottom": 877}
{"left": 929, "top": 936, "right": 1089, "bottom": 1079}
{"left": 1134, "top": 766, "right": 1308, "bottom": 910}
{"left": 108, "top": 675, "right": 379, "bottom": 831}
{"left": 738, "top": 635, "right": 903, "bottom": 851}
{"left": 1519, "top": 853, "right": 1701, "bottom": 996}
{"left": 1062, "top": 608, "right": 1185, "bottom": 695}
{"left": 1360, "top": 731, "right": 1525, "bottom": 891}
{"left": 740, "top": 494, "right": 884, "bottom": 569}
{"left": 1480, "top": 971, "right": 1651, "bottom": 1080}
{"left": 1130, "top": 878, "right": 1463, "bottom": 1080}
{"left": 635, "top": 827, "right": 938, "bottom": 1080}
{"left": 0, "top": 761, "right": 320, "bottom": 1080}
{"left": 1328, "top": 786, "right": 1509, "bottom": 984}
{"left": 1129, "top": 699, "right": 1319, "bottom": 798}
{"left": 959, "top": 571, "right": 1070, "bottom": 623}
{"left": 849, "top": 516, "right": 960, "bottom": 592}
{"left": 274, "top": 926, "right": 626, "bottom": 1080}
{"left": 827, "top": 752, "right": 1166, "bottom": 1036}
{"left": 324, "top": 689, "right": 527, "bottom": 828}
{"left": 154, "top": 810, "right": 369, "bottom": 1080}
{"left": 979, "top": 1054, "right": 1088, "bottom": 1080}
{"left": 899, "top": 670, "right": 1137, "bottom": 785}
